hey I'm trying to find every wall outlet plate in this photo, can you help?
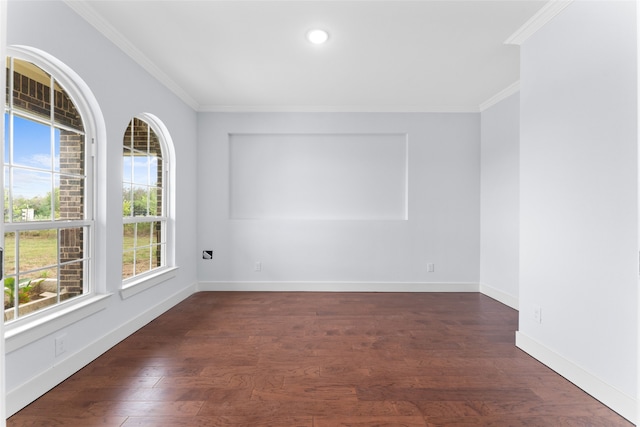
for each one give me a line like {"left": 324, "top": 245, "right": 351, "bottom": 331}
{"left": 532, "top": 305, "right": 542, "bottom": 324}
{"left": 55, "top": 334, "right": 67, "bottom": 357}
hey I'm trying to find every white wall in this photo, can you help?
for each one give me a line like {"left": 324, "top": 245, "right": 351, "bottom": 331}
{"left": 198, "top": 113, "right": 480, "bottom": 290}
{"left": 479, "top": 93, "right": 519, "bottom": 309}
{"left": 517, "top": 0, "right": 638, "bottom": 422}
{"left": 5, "top": 1, "right": 198, "bottom": 415}
{"left": 229, "top": 133, "right": 408, "bottom": 221}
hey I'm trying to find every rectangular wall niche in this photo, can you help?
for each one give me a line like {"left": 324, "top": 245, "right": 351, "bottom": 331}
{"left": 229, "top": 133, "right": 408, "bottom": 220}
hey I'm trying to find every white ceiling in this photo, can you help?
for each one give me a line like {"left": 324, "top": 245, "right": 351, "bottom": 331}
{"left": 68, "top": 0, "right": 548, "bottom": 112}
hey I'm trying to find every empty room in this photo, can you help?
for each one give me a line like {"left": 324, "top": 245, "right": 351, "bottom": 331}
{"left": 0, "top": 0, "right": 638, "bottom": 425}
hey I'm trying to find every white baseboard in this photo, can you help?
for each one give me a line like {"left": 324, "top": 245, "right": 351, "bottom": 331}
{"left": 479, "top": 283, "right": 519, "bottom": 310}
{"left": 197, "top": 281, "right": 479, "bottom": 293}
{"left": 6, "top": 282, "right": 198, "bottom": 417}
{"left": 515, "top": 331, "right": 637, "bottom": 424}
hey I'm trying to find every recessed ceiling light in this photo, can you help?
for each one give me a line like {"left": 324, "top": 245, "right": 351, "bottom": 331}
{"left": 307, "top": 29, "right": 329, "bottom": 45}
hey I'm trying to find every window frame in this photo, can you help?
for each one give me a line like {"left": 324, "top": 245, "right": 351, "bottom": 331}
{"left": 3, "top": 45, "right": 110, "bottom": 350}
{"left": 120, "top": 113, "right": 176, "bottom": 299}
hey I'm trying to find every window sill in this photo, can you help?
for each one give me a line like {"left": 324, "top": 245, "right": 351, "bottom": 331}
{"left": 120, "top": 267, "right": 178, "bottom": 300}
{"left": 5, "top": 293, "right": 113, "bottom": 354}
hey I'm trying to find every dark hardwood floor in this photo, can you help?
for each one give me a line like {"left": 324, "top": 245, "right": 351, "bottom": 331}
{"left": 7, "top": 292, "right": 633, "bottom": 426}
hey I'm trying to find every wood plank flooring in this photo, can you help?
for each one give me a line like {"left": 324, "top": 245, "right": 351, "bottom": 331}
{"left": 7, "top": 292, "right": 633, "bottom": 426}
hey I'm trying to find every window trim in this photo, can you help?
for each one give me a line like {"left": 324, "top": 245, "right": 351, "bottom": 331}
{"left": 4, "top": 45, "right": 107, "bottom": 344}
{"left": 5, "top": 293, "right": 112, "bottom": 353}
{"left": 120, "top": 266, "right": 178, "bottom": 300}
{"left": 120, "top": 113, "right": 176, "bottom": 295}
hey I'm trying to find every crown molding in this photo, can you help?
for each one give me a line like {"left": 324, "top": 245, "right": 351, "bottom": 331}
{"left": 63, "top": 1, "right": 200, "bottom": 111}
{"left": 479, "top": 81, "right": 520, "bottom": 112}
{"left": 504, "top": 0, "right": 574, "bottom": 46}
{"left": 197, "top": 104, "right": 480, "bottom": 113}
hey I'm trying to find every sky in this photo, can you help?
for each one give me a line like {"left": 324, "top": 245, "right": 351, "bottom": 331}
{"left": 5, "top": 113, "right": 157, "bottom": 201}
{"left": 4, "top": 114, "right": 59, "bottom": 199}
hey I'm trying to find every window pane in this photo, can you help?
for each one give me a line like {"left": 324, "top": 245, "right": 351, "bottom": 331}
{"left": 123, "top": 184, "right": 133, "bottom": 217}
{"left": 151, "top": 244, "right": 163, "bottom": 270}
{"left": 11, "top": 59, "right": 51, "bottom": 121}
{"left": 149, "top": 129, "right": 161, "bottom": 157}
{"left": 123, "top": 251, "right": 135, "bottom": 280}
{"left": 4, "top": 232, "right": 16, "bottom": 276}
{"left": 4, "top": 113, "right": 9, "bottom": 163}
{"left": 53, "top": 174, "right": 61, "bottom": 221}
{"left": 19, "top": 273, "right": 47, "bottom": 297}
{"left": 12, "top": 115, "right": 51, "bottom": 170}
{"left": 156, "top": 187, "right": 164, "bottom": 215}
{"left": 4, "top": 56, "right": 7, "bottom": 104}
{"left": 16, "top": 269, "right": 59, "bottom": 318}
{"left": 123, "top": 223, "right": 135, "bottom": 251}
{"left": 123, "top": 147, "right": 132, "bottom": 183}
{"left": 4, "top": 168, "right": 9, "bottom": 222}
{"left": 60, "top": 260, "right": 85, "bottom": 301}
{"left": 132, "top": 118, "right": 149, "bottom": 151}
{"left": 59, "top": 227, "right": 85, "bottom": 264}
{"left": 11, "top": 168, "right": 52, "bottom": 222}
{"left": 137, "top": 221, "right": 152, "bottom": 246}
{"left": 54, "top": 84, "right": 83, "bottom": 132}
{"left": 19, "top": 229, "right": 58, "bottom": 272}
{"left": 158, "top": 221, "right": 166, "bottom": 245}
{"left": 31, "top": 267, "right": 58, "bottom": 285}
{"left": 132, "top": 185, "right": 150, "bottom": 216}
{"left": 149, "top": 156, "right": 159, "bottom": 186}
{"left": 4, "top": 276, "right": 17, "bottom": 312}
{"left": 132, "top": 155, "right": 148, "bottom": 185}
{"left": 149, "top": 187, "right": 161, "bottom": 216}
{"left": 150, "top": 221, "right": 160, "bottom": 245}
{"left": 59, "top": 129, "right": 84, "bottom": 176}
{"left": 58, "top": 174, "right": 84, "bottom": 221}
{"left": 135, "top": 247, "right": 151, "bottom": 275}
{"left": 123, "top": 119, "right": 133, "bottom": 150}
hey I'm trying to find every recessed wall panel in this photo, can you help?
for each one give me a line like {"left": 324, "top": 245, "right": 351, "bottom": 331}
{"left": 229, "top": 133, "right": 408, "bottom": 220}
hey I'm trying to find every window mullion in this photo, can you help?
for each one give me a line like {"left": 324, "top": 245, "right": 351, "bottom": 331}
{"left": 146, "top": 125, "right": 151, "bottom": 217}
{"left": 130, "top": 121, "right": 135, "bottom": 219}
{"left": 5, "top": 220, "right": 92, "bottom": 232}
{"left": 50, "top": 75, "right": 56, "bottom": 222}
{"left": 123, "top": 216, "right": 165, "bottom": 225}
{"left": 133, "top": 223, "right": 138, "bottom": 276}
{"left": 56, "top": 229, "right": 61, "bottom": 305}
{"left": 12, "top": 232, "right": 20, "bottom": 318}
{"left": 7, "top": 58, "right": 14, "bottom": 224}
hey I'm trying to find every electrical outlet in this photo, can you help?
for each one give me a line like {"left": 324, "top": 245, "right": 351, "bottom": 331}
{"left": 532, "top": 305, "right": 542, "bottom": 324}
{"left": 255, "top": 261, "right": 262, "bottom": 272}
{"left": 427, "top": 263, "right": 435, "bottom": 273}
{"left": 55, "top": 334, "right": 67, "bottom": 357}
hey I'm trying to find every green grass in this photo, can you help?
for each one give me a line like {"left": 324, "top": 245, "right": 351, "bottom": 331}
{"left": 4, "top": 231, "right": 58, "bottom": 275}
{"left": 4, "top": 230, "right": 159, "bottom": 280}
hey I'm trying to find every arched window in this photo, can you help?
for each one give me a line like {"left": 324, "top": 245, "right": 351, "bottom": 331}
{"left": 3, "top": 47, "right": 98, "bottom": 324}
{"left": 122, "top": 114, "right": 174, "bottom": 288}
